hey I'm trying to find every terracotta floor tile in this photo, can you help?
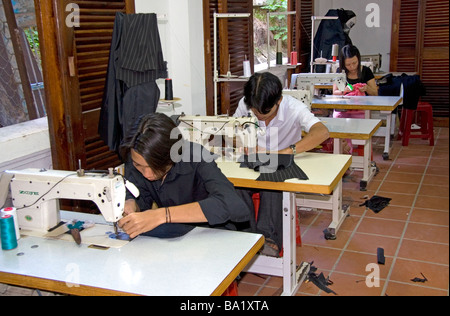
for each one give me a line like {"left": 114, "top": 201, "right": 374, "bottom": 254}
{"left": 389, "top": 258, "right": 449, "bottom": 290}
{"left": 414, "top": 195, "right": 449, "bottom": 211}
{"left": 346, "top": 233, "right": 400, "bottom": 257}
{"left": 384, "top": 172, "right": 424, "bottom": 183}
{"left": 320, "top": 272, "right": 385, "bottom": 296}
{"left": 296, "top": 245, "right": 341, "bottom": 271}
{"left": 410, "top": 208, "right": 449, "bottom": 225}
{"left": 398, "top": 239, "right": 449, "bottom": 265}
{"left": 236, "top": 282, "right": 260, "bottom": 296}
{"left": 334, "top": 251, "right": 392, "bottom": 279}
{"left": 390, "top": 163, "right": 427, "bottom": 174}
{"left": 394, "top": 156, "right": 429, "bottom": 166}
{"left": 365, "top": 205, "right": 411, "bottom": 221}
{"left": 302, "top": 227, "right": 352, "bottom": 249}
{"left": 379, "top": 181, "right": 420, "bottom": 195}
{"left": 384, "top": 281, "right": 448, "bottom": 296}
{"left": 404, "top": 223, "right": 449, "bottom": 244}
{"left": 426, "top": 165, "right": 449, "bottom": 176}
{"left": 357, "top": 217, "right": 406, "bottom": 238}
{"left": 419, "top": 184, "right": 450, "bottom": 198}
{"left": 422, "top": 174, "right": 449, "bottom": 187}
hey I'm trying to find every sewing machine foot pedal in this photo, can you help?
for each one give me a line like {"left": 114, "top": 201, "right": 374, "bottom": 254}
{"left": 323, "top": 228, "right": 336, "bottom": 240}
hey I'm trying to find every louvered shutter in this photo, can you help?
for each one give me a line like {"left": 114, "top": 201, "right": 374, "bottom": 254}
{"left": 36, "top": 0, "right": 135, "bottom": 171}
{"left": 420, "top": 0, "right": 449, "bottom": 117}
{"left": 391, "top": 0, "right": 449, "bottom": 117}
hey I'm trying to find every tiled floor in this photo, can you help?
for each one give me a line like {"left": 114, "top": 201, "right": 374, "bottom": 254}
{"left": 238, "top": 127, "right": 449, "bottom": 296}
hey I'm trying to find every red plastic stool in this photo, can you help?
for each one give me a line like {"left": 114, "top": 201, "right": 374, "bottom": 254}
{"left": 222, "top": 280, "right": 238, "bottom": 296}
{"left": 398, "top": 101, "right": 435, "bottom": 146}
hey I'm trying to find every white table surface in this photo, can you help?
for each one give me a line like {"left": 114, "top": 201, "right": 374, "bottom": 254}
{"left": 0, "top": 211, "right": 263, "bottom": 296}
{"left": 216, "top": 152, "right": 352, "bottom": 195}
{"left": 318, "top": 117, "right": 382, "bottom": 139}
{"left": 312, "top": 95, "right": 402, "bottom": 111}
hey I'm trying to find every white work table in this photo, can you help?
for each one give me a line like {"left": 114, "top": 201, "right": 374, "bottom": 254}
{"left": 216, "top": 152, "right": 352, "bottom": 296}
{"left": 318, "top": 117, "right": 382, "bottom": 190}
{"left": 312, "top": 95, "right": 402, "bottom": 160}
{"left": 0, "top": 211, "right": 264, "bottom": 296}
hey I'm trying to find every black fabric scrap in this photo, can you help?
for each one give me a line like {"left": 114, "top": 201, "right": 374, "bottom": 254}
{"left": 359, "top": 195, "right": 392, "bottom": 213}
{"left": 411, "top": 273, "right": 428, "bottom": 283}
{"left": 239, "top": 154, "right": 309, "bottom": 182}
{"left": 307, "top": 263, "right": 337, "bottom": 295}
{"left": 377, "top": 247, "right": 385, "bottom": 265}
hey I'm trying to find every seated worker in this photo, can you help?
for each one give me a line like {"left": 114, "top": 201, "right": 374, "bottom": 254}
{"left": 118, "top": 113, "right": 250, "bottom": 239}
{"left": 233, "top": 72, "right": 329, "bottom": 256}
{"left": 332, "top": 44, "right": 378, "bottom": 153}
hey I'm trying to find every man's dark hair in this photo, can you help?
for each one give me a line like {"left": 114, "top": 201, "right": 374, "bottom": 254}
{"left": 243, "top": 72, "right": 282, "bottom": 115}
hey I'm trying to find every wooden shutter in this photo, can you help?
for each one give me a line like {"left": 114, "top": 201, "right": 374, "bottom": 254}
{"left": 35, "top": 0, "right": 135, "bottom": 172}
{"left": 420, "top": 0, "right": 449, "bottom": 117}
{"left": 390, "top": 0, "right": 449, "bottom": 118}
{"left": 203, "top": 0, "right": 253, "bottom": 115}
{"left": 288, "top": 0, "right": 313, "bottom": 73}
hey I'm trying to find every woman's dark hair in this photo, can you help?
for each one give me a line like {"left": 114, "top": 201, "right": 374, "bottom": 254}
{"left": 243, "top": 72, "right": 282, "bottom": 114}
{"left": 120, "top": 113, "right": 182, "bottom": 178}
{"left": 339, "top": 44, "right": 362, "bottom": 79}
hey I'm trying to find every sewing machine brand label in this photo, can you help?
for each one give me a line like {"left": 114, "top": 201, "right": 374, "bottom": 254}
{"left": 19, "top": 190, "right": 39, "bottom": 196}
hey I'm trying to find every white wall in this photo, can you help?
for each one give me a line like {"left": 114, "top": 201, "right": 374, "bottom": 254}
{"left": 315, "top": 0, "right": 393, "bottom": 72}
{"left": 134, "top": 0, "right": 207, "bottom": 116}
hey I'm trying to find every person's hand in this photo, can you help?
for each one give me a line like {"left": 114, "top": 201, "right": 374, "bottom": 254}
{"left": 118, "top": 208, "right": 165, "bottom": 239}
{"left": 358, "top": 85, "right": 368, "bottom": 93}
{"left": 123, "top": 199, "right": 138, "bottom": 216}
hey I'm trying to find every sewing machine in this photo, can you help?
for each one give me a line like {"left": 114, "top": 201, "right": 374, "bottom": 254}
{"left": 290, "top": 73, "right": 347, "bottom": 106}
{"left": 361, "top": 54, "right": 382, "bottom": 73}
{"left": 176, "top": 114, "right": 258, "bottom": 158}
{"left": 0, "top": 168, "right": 131, "bottom": 233}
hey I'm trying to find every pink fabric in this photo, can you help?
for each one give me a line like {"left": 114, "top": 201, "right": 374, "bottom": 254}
{"left": 346, "top": 83, "right": 367, "bottom": 96}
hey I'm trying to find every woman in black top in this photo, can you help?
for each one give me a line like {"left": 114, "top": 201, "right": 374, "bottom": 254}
{"left": 118, "top": 113, "right": 250, "bottom": 238}
{"left": 333, "top": 44, "right": 378, "bottom": 96}
{"left": 332, "top": 45, "right": 378, "bottom": 153}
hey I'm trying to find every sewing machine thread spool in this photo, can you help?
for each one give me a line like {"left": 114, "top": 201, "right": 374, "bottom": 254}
{"left": 1, "top": 207, "right": 20, "bottom": 240}
{"left": 1, "top": 214, "right": 18, "bottom": 250}
{"left": 276, "top": 39, "right": 282, "bottom": 65}
{"left": 332, "top": 44, "right": 339, "bottom": 62}
{"left": 165, "top": 78, "right": 173, "bottom": 100}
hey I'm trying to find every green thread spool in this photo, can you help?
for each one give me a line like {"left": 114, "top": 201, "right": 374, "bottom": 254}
{"left": 1, "top": 214, "right": 18, "bottom": 250}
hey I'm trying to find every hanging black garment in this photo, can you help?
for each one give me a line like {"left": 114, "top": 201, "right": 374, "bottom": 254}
{"left": 312, "top": 8, "right": 356, "bottom": 72}
{"left": 378, "top": 74, "right": 426, "bottom": 111}
{"left": 98, "top": 13, "right": 168, "bottom": 153}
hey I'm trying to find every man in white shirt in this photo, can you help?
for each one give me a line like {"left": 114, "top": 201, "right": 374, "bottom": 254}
{"left": 234, "top": 72, "right": 329, "bottom": 256}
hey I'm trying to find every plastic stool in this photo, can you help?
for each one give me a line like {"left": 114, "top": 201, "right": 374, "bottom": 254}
{"left": 398, "top": 101, "right": 435, "bottom": 146}
{"left": 222, "top": 280, "right": 238, "bottom": 296}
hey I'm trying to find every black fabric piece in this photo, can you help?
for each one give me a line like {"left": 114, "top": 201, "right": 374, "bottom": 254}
{"left": 411, "top": 273, "right": 428, "bottom": 283}
{"left": 98, "top": 12, "right": 168, "bottom": 153}
{"left": 311, "top": 8, "right": 355, "bottom": 72}
{"left": 377, "top": 247, "right": 385, "bottom": 265}
{"left": 141, "top": 223, "right": 195, "bottom": 239}
{"left": 239, "top": 154, "right": 308, "bottom": 182}
{"left": 307, "top": 264, "right": 337, "bottom": 295}
{"left": 378, "top": 74, "right": 426, "bottom": 111}
{"left": 359, "top": 195, "right": 392, "bottom": 213}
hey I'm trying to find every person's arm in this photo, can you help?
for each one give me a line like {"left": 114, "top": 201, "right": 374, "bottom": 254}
{"left": 119, "top": 202, "right": 207, "bottom": 239}
{"left": 358, "top": 78, "right": 378, "bottom": 96}
{"left": 333, "top": 83, "right": 352, "bottom": 95}
{"left": 278, "top": 121, "right": 330, "bottom": 155}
